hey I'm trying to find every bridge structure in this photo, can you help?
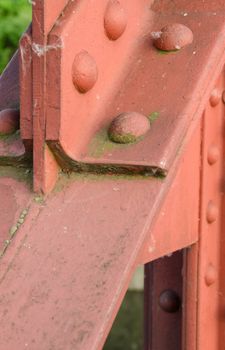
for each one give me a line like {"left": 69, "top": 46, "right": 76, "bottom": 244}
{"left": 0, "top": 1, "right": 225, "bottom": 349}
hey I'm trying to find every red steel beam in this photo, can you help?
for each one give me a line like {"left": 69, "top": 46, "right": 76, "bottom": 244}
{"left": 0, "top": 118, "right": 201, "bottom": 350}
{"left": 0, "top": 1, "right": 225, "bottom": 349}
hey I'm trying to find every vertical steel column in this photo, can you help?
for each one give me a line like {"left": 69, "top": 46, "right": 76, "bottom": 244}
{"left": 183, "top": 72, "right": 225, "bottom": 350}
{"left": 144, "top": 251, "right": 183, "bottom": 350}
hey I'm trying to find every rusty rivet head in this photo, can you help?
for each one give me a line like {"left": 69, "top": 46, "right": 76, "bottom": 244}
{"left": 205, "top": 264, "right": 217, "bottom": 286}
{"left": 108, "top": 112, "right": 150, "bottom": 144}
{"left": 159, "top": 290, "right": 181, "bottom": 313}
{"left": 153, "top": 23, "right": 193, "bottom": 51}
{"left": 206, "top": 201, "right": 218, "bottom": 223}
{"left": 104, "top": 0, "right": 127, "bottom": 40}
{"left": 0, "top": 109, "right": 20, "bottom": 135}
{"left": 210, "top": 88, "right": 221, "bottom": 107}
{"left": 72, "top": 51, "right": 98, "bottom": 93}
{"left": 207, "top": 145, "right": 219, "bottom": 165}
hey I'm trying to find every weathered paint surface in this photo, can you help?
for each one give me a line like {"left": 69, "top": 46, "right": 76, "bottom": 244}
{"left": 0, "top": 174, "right": 32, "bottom": 254}
{"left": 0, "top": 121, "right": 201, "bottom": 350}
{"left": 46, "top": 2, "right": 225, "bottom": 180}
{"left": 18, "top": 0, "right": 225, "bottom": 192}
{"left": 0, "top": 0, "right": 225, "bottom": 349}
{"left": 139, "top": 122, "right": 201, "bottom": 264}
{"left": 196, "top": 74, "right": 225, "bottom": 349}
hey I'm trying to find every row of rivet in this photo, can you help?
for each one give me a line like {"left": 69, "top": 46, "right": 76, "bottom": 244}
{"left": 72, "top": 0, "right": 127, "bottom": 94}
{"left": 204, "top": 87, "right": 221, "bottom": 287}
{"left": 158, "top": 87, "right": 223, "bottom": 313}
{"left": 72, "top": 19, "right": 195, "bottom": 94}
{"left": 71, "top": 2, "right": 195, "bottom": 144}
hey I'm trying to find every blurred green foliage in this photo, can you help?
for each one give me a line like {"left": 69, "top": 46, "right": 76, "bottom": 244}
{"left": 104, "top": 291, "right": 143, "bottom": 350}
{"left": 0, "top": 0, "right": 31, "bottom": 73}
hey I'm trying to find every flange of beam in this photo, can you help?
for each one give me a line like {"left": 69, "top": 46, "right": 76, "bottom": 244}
{"left": 0, "top": 120, "right": 200, "bottom": 350}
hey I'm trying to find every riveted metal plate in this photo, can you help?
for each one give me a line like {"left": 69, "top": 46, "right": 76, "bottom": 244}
{"left": 44, "top": 1, "right": 225, "bottom": 177}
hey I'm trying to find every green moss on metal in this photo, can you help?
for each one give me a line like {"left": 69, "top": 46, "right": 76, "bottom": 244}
{"left": 0, "top": 207, "right": 30, "bottom": 258}
{"left": 108, "top": 132, "right": 142, "bottom": 144}
{"left": 53, "top": 170, "right": 164, "bottom": 193}
{"left": 33, "top": 195, "right": 45, "bottom": 204}
{"left": 47, "top": 140, "right": 166, "bottom": 193}
{"left": 88, "top": 129, "right": 126, "bottom": 158}
{"left": 0, "top": 166, "right": 32, "bottom": 186}
{"left": 148, "top": 112, "right": 160, "bottom": 122}
{"left": 157, "top": 48, "right": 179, "bottom": 55}
{"left": 0, "top": 130, "right": 20, "bottom": 141}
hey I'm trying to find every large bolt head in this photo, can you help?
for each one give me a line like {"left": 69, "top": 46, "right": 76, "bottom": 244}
{"left": 153, "top": 23, "right": 193, "bottom": 51}
{"left": 159, "top": 289, "right": 181, "bottom": 313}
{"left": 108, "top": 112, "right": 150, "bottom": 144}
{"left": 72, "top": 51, "right": 98, "bottom": 93}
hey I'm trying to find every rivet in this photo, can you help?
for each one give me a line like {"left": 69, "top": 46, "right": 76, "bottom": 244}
{"left": 72, "top": 51, "right": 98, "bottom": 93}
{"left": 104, "top": 0, "right": 127, "bottom": 40}
{"left": 108, "top": 112, "right": 150, "bottom": 144}
{"left": 210, "top": 88, "right": 221, "bottom": 107}
{"left": 158, "top": 290, "right": 181, "bottom": 313}
{"left": 207, "top": 145, "right": 219, "bottom": 165}
{"left": 205, "top": 264, "right": 217, "bottom": 286}
{"left": 206, "top": 201, "right": 218, "bottom": 223}
{"left": 222, "top": 90, "right": 225, "bottom": 104}
{"left": 0, "top": 109, "right": 20, "bottom": 135}
{"left": 152, "top": 23, "right": 193, "bottom": 51}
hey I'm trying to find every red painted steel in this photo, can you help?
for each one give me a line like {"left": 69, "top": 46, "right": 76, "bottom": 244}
{"left": 18, "top": 0, "right": 225, "bottom": 192}
{"left": 181, "top": 73, "right": 225, "bottom": 350}
{"left": 0, "top": 51, "right": 20, "bottom": 111}
{"left": 45, "top": 1, "right": 225, "bottom": 180}
{"left": 196, "top": 74, "right": 225, "bottom": 350}
{"left": 0, "top": 23, "right": 32, "bottom": 113}
{"left": 220, "top": 195, "right": 225, "bottom": 345}
{"left": 0, "top": 1, "right": 225, "bottom": 349}
{"left": 20, "top": 28, "right": 32, "bottom": 141}
{"left": 0, "top": 120, "right": 202, "bottom": 350}
{"left": 183, "top": 246, "right": 198, "bottom": 350}
{"left": 144, "top": 251, "right": 183, "bottom": 350}
{"left": 0, "top": 175, "right": 32, "bottom": 253}
{"left": 139, "top": 122, "right": 201, "bottom": 264}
